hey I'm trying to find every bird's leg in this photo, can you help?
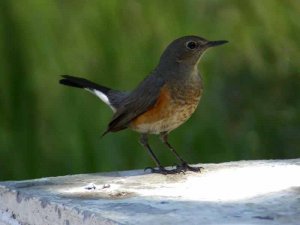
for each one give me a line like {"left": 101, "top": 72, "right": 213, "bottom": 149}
{"left": 160, "top": 132, "right": 186, "bottom": 163}
{"left": 139, "top": 134, "right": 178, "bottom": 174}
{"left": 159, "top": 132, "right": 202, "bottom": 173}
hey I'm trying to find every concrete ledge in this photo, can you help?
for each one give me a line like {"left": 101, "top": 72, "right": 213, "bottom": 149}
{"left": 0, "top": 159, "right": 300, "bottom": 225}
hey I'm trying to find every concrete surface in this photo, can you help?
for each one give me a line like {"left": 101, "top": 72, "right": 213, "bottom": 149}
{"left": 0, "top": 159, "right": 300, "bottom": 225}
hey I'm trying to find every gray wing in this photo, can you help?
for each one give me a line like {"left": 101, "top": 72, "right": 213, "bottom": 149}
{"left": 103, "top": 74, "right": 165, "bottom": 134}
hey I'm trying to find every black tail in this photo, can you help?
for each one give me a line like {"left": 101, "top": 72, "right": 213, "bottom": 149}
{"left": 59, "top": 75, "right": 129, "bottom": 112}
{"left": 59, "top": 75, "right": 110, "bottom": 94}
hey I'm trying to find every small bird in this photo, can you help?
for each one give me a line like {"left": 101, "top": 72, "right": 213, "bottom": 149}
{"left": 59, "top": 35, "right": 228, "bottom": 174}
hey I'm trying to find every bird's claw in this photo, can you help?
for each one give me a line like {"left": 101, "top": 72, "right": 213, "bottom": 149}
{"left": 144, "top": 163, "right": 202, "bottom": 174}
{"left": 144, "top": 166, "right": 183, "bottom": 175}
{"left": 176, "top": 163, "right": 203, "bottom": 173}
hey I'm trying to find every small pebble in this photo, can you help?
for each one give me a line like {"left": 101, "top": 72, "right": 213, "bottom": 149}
{"left": 84, "top": 183, "right": 96, "bottom": 190}
{"left": 102, "top": 184, "right": 110, "bottom": 189}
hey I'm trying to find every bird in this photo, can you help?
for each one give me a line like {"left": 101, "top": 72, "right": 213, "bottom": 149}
{"left": 59, "top": 35, "right": 228, "bottom": 174}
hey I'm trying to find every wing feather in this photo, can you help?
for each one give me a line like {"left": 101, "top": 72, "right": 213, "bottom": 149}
{"left": 103, "top": 74, "right": 165, "bottom": 135}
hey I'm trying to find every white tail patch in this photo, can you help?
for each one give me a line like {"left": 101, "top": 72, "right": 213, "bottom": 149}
{"left": 85, "top": 88, "right": 116, "bottom": 112}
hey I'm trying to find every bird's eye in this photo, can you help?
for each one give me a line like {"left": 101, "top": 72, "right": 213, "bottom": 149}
{"left": 186, "top": 41, "right": 198, "bottom": 50}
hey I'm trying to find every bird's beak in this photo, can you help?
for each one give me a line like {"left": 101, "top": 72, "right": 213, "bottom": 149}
{"left": 206, "top": 40, "right": 228, "bottom": 47}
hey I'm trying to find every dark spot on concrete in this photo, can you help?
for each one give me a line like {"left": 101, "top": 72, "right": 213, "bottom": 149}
{"left": 11, "top": 213, "right": 16, "bottom": 219}
{"left": 40, "top": 198, "right": 50, "bottom": 208}
{"left": 65, "top": 219, "right": 70, "bottom": 225}
{"left": 58, "top": 208, "right": 61, "bottom": 219}
{"left": 16, "top": 191, "right": 22, "bottom": 203}
{"left": 160, "top": 201, "right": 169, "bottom": 204}
{"left": 253, "top": 216, "right": 274, "bottom": 220}
{"left": 102, "top": 184, "right": 110, "bottom": 189}
{"left": 15, "top": 190, "right": 33, "bottom": 203}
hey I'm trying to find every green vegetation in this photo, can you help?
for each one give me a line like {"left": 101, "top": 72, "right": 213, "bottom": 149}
{"left": 0, "top": 0, "right": 299, "bottom": 180}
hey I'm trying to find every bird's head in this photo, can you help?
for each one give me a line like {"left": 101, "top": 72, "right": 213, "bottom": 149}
{"left": 159, "top": 35, "right": 228, "bottom": 69}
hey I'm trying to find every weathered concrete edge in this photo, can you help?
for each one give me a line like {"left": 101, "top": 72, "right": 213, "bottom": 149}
{"left": 0, "top": 185, "right": 120, "bottom": 225}
{"left": 1, "top": 159, "right": 300, "bottom": 225}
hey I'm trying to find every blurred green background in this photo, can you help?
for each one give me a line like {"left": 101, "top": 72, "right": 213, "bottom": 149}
{"left": 0, "top": 0, "right": 299, "bottom": 180}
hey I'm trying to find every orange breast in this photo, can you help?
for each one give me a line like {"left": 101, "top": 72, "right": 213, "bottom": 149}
{"left": 130, "top": 85, "right": 171, "bottom": 128}
{"left": 130, "top": 82, "right": 202, "bottom": 134}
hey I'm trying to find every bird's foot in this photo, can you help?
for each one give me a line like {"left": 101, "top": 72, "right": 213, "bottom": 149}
{"left": 144, "top": 166, "right": 183, "bottom": 175}
{"left": 144, "top": 163, "right": 202, "bottom": 174}
{"left": 177, "top": 162, "right": 203, "bottom": 173}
